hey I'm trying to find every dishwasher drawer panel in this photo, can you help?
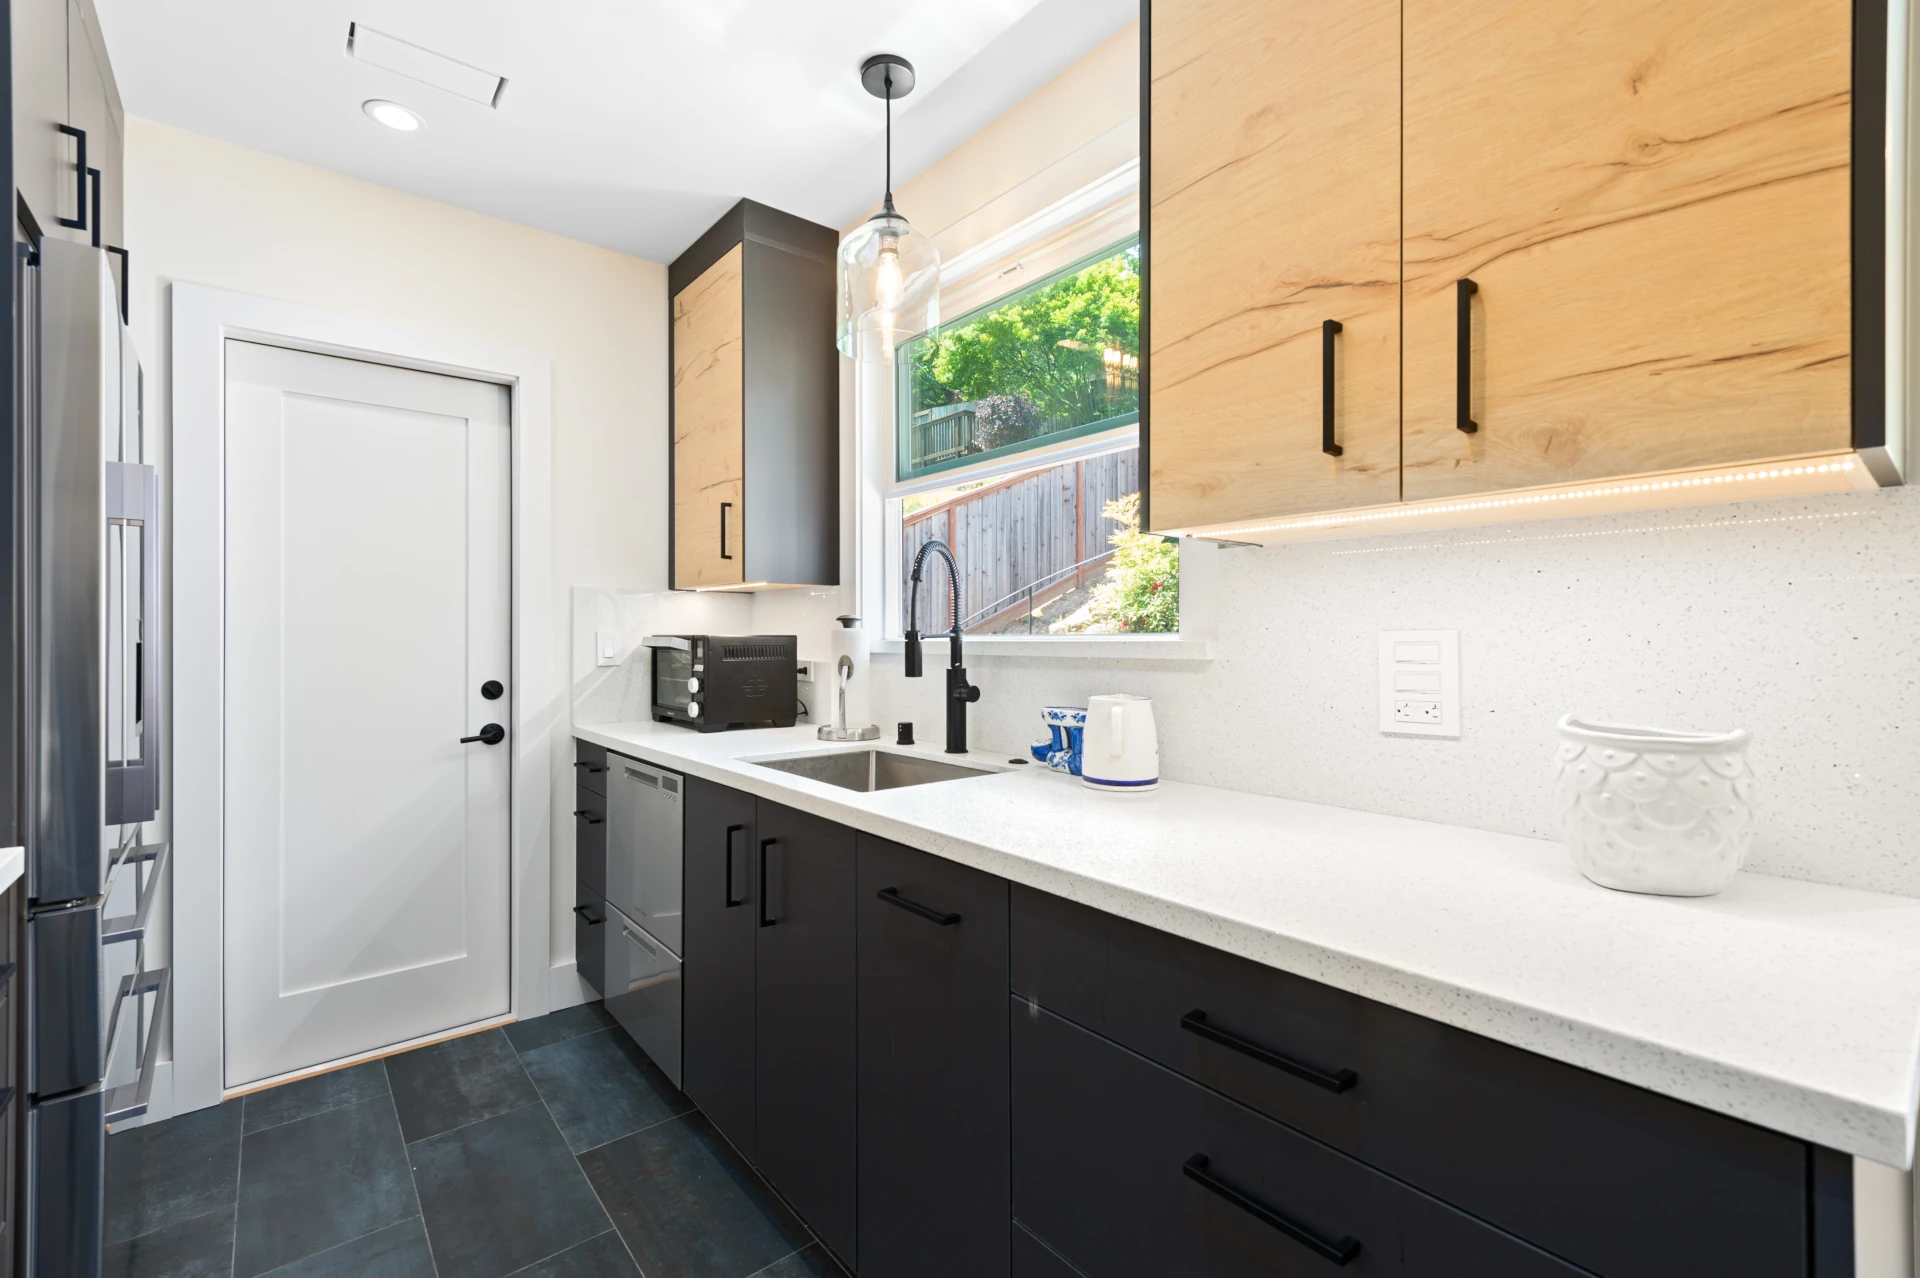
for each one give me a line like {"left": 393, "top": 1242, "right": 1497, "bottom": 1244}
{"left": 605, "top": 906, "right": 682, "bottom": 1090}
{"left": 607, "top": 757, "right": 684, "bottom": 955}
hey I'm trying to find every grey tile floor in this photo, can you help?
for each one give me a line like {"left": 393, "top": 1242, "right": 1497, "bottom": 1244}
{"left": 104, "top": 1003, "right": 848, "bottom": 1278}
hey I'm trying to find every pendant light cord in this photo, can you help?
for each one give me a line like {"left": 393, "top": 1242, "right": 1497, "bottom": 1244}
{"left": 884, "top": 71, "right": 893, "bottom": 203}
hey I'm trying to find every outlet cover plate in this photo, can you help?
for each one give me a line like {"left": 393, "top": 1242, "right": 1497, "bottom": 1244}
{"left": 1379, "top": 630, "right": 1460, "bottom": 738}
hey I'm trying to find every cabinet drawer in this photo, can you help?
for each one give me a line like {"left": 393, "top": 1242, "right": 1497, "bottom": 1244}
{"left": 573, "top": 881, "right": 607, "bottom": 998}
{"left": 574, "top": 787, "right": 607, "bottom": 898}
{"left": 1014, "top": 1001, "right": 1588, "bottom": 1278}
{"left": 1010, "top": 887, "right": 1807, "bottom": 1278}
{"left": 574, "top": 740, "right": 609, "bottom": 797}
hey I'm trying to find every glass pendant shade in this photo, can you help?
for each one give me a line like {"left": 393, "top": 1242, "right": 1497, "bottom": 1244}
{"left": 838, "top": 200, "right": 939, "bottom": 362}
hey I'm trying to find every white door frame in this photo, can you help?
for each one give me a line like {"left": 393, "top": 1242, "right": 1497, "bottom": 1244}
{"left": 168, "top": 282, "right": 554, "bottom": 1118}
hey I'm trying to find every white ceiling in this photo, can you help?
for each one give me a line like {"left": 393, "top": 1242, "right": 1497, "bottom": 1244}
{"left": 95, "top": 0, "right": 1137, "bottom": 263}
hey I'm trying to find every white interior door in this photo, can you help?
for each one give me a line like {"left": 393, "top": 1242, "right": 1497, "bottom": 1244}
{"left": 223, "top": 340, "right": 512, "bottom": 1088}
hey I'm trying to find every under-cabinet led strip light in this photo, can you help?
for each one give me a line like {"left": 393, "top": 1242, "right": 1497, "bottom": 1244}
{"left": 1171, "top": 454, "right": 1871, "bottom": 545}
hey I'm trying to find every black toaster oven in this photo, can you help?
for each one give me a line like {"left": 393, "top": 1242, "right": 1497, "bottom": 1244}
{"left": 645, "top": 635, "right": 798, "bottom": 732}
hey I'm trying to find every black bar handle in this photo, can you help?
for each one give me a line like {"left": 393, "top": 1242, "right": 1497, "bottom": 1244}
{"left": 459, "top": 723, "right": 506, "bottom": 745}
{"left": 87, "top": 168, "right": 101, "bottom": 248}
{"left": 725, "top": 824, "right": 746, "bottom": 908}
{"left": 1183, "top": 1155, "right": 1359, "bottom": 1265}
{"left": 1180, "top": 1010, "right": 1356, "bottom": 1094}
{"left": 1456, "top": 278, "right": 1479, "bottom": 434}
{"left": 1321, "top": 319, "right": 1343, "bottom": 457}
{"left": 106, "top": 246, "right": 130, "bottom": 323}
{"left": 56, "top": 124, "right": 87, "bottom": 231}
{"left": 877, "top": 887, "right": 961, "bottom": 926}
{"left": 571, "top": 903, "right": 604, "bottom": 926}
{"left": 572, "top": 809, "right": 603, "bottom": 825}
{"left": 720, "top": 502, "right": 733, "bottom": 560}
{"left": 573, "top": 761, "right": 607, "bottom": 774}
{"left": 758, "top": 839, "right": 778, "bottom": 927}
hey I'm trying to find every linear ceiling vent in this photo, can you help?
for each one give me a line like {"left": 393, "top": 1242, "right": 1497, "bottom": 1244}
{"left": 347, "top": 23, "right": 507, "bottom": 108}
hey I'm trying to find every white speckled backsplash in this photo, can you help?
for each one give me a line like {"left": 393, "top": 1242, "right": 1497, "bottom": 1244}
{"left": 865, "top": 486, "right": 1920, "bottom": 900}
{"left": 575, "top": 486, "right": 1920, "bottom": 900}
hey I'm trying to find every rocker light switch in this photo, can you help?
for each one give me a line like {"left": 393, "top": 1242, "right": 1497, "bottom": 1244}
{"left": 1379, "top": 630, "right": 1460, "bottom": 738}
{"left": 596, "top": 629, "right": 620, "bottom": 667}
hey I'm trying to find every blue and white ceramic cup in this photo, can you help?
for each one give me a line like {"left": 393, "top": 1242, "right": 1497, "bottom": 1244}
{"left": 1033, "top": 706, "right": 1087, "bottom": 776}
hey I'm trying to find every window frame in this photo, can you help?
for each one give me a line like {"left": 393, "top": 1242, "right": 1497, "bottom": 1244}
{"left": 850, "top": 160, "right": 1216, "bottom": 660}
{"left": 893, "top": 236, "right": 1142, "bottom": 488}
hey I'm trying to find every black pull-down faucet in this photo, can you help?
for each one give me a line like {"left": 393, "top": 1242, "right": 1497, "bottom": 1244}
{"left": 903, "top": 539, "right": 980, "bottom": 754}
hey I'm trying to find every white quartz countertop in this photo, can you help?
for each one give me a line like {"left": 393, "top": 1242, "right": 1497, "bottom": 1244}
{"left": 0, "top": 847, "right": 21, "bottom": 898}
{"left": 576, "top": 720, "right": 1920, "bottom": 1167}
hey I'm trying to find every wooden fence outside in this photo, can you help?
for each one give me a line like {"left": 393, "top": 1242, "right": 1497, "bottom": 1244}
{"left": 901, "top": 447, "right": 1139, "bottom": 634}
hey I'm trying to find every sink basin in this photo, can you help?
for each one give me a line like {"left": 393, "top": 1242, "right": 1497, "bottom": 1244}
{"left": 747, "top": 749, "right": 995, "bottom": 793}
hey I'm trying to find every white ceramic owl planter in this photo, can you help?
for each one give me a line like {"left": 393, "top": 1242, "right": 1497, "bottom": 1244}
{"left": 1554, "top": 716, "right": 1754, "bottom": 897}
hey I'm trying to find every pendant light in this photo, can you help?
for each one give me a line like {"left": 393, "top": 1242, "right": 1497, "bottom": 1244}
{"left": 837, "top": 54, "right": 939, "bottom": 361}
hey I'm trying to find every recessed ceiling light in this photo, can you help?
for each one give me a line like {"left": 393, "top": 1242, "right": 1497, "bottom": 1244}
{"left": 363, "top": 99, "right": 422, "bottom": 131}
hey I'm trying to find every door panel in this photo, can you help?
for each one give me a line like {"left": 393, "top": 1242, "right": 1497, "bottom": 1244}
{"left": 673, "top": 245, "right": 745, "bottom": 587}
{"left": 856, "top": 835, "right": 1010, "bottom": 1278}
{"left": 66, "top": 0, "right": 123, "bottom": 253}
{"left": 1148, "top": 0, "right": 1401, "bottom": 530}
{"left": 223, "top": 341, "right": 511, "bottom": 1086}
{"left": 682, "top": 778, "right": 757, "bottom": 1160}
{"left": 754, "top": 799, "right": 855, "bottom": 1263}
{"left": 1402, "top": 0, "right": 1852, "bottom": 499}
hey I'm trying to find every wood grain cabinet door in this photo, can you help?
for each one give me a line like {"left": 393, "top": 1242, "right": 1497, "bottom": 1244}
{"left": 1402, "top": 0, "right": 1853, "bottom": 500}
{"left": 673, "top": 244, "right": 746, "bottom": 587}
{"left": 1148, "top": 0, "right": 1402, "bottom": 532}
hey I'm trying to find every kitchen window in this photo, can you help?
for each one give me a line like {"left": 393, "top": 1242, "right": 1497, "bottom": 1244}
{"left": 882, "top": 183, "right": 1179, "bottom": 640}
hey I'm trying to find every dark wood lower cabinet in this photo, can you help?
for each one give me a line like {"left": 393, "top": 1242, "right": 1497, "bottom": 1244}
{"left": 855, "top": 835, "right": 1009, "bottom": 1278}
{"left": 651, "top": 762, "right": 1853, "bottom": 1278}
{"left": 754, "top": 800, "right": 857, "bottom": 1264}
{"left": 682, "top": 778, "right": 758, "bottom": 1161}
{"left": 1012, "top": 998, "right": 1589, "bottom": 1278}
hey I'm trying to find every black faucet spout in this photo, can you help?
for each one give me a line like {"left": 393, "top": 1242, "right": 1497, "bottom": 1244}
{"left": 905, "top": 539, "right": 980, "bottom": 754}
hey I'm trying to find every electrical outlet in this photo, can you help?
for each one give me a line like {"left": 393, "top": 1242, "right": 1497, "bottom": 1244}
{"left": 1379, "top": 631, "right": 1461, "bottom": 738}
{"left": 795, "top": 659, "right": 818, "bottom": 683}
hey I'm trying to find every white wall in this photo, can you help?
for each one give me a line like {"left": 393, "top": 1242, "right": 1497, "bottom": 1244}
{"left": 124, "top": 116, "right": 668, "bottom": 988}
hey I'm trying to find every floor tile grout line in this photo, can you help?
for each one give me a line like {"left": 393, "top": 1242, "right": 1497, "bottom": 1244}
{"left": 522, "top": 1039, "right": 650, "bottom": 1278}
{"left": 742, "top": 1247, "right": 805, "bottom": 1278}
{"left": 229, "top": 1105, "right": 245, "bottom": 1278}
{"left": 240, "top": 1082, "right": 394, "bottom": 1139}
{"left": 500, "top": 1227, "right": 625, "bottom": 1278}
{"left": 387, "top": 1057, "right": 444, "bottom": 1278}
{"left": 251, "top": 1214, "right": 427, "bottom": 1278}
{"left": 401, "top": 1095, "right": 549, "bottom": 1151}
{"left": 102, "top": 1198, "right": 237, "bottom": 1254}
{"left": 570, "top": 1105, "right": 695, "bottom": 1159}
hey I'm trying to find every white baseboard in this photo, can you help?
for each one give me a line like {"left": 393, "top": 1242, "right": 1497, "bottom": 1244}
{"left": 548, "top": 961, "right": 596, "bottom": 1011}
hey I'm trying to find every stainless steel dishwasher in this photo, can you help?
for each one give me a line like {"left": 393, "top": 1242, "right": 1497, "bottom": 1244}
{"left": 604, "top": 756, "right": 684, "bottom": 1087}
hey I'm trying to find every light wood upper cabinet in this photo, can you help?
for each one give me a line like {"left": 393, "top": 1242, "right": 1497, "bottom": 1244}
{"left": 12, "top": 0, "right": 68, "bottom": 238}
{"left": 673, "top": 245, "right": 747, "bottom": 589}
{"left": 668, "top": 201, "right": 838, "bottom": 590}
{"left": 1401, "top": 0, "right": 1853, "bottom": 500}
{"left": 1147, "top": 0, "right": 1402, "bottom": 532}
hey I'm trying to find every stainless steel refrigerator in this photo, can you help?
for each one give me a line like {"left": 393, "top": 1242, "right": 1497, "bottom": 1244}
{"left": 14, "top": 233, "right": 166, "bottom": 1276}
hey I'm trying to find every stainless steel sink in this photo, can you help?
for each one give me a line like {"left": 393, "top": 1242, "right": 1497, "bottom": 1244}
{"left": 747, "top": 749, "right": 995, "bottom": 793}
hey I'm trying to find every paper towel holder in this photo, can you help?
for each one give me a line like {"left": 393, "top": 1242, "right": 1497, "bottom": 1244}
{"left": 819, "top": 617, "right": 883, "bottom": 741}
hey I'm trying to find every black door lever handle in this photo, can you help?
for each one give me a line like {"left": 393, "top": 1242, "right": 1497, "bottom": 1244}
{"left": 460, "top": 723, "right": 506, "bottom": 745}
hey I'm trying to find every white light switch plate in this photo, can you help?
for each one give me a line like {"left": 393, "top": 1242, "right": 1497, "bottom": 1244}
{"left": 1379, "top": 630, "right": 1460, "bottom": 738}
{"left": 595, "top": 628, "right": 620, "bottom": 667}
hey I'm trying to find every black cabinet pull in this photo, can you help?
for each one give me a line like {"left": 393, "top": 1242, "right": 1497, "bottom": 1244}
{"left": 758, "top": 839, "right": 778, "bottom": 927}
{"left": 573, "top": 809, "right": 603, "bottom": 825}
{"left": 571, "top": 903, "right": 604, "bottom": 926}
{"left": 1180, "top": 1010, "right": 1356, "bottom": 1094}
{"left": 876, "top": 887, "right": 960, "bottom": 926}
{"left": 573, "top": 761, "right": 607, "bottom": 774}
{"left": 725, "top": 824, "right": 746, "bottom": 908}
{"left": 1321, "top": 319, "right": 1343, "bottom": 457}
{"left": 106, "top": 246, "right": 130, "bottom": 323}
{"left": 87, "top": 167, "right": 102, "bottom": 248}
{"left": 1456, "top": 278, "right": 1479, "bottom": 434}
{"left": 1182, "top": 1154, "right": 1359, "bottom": 1266}
{"left": 56, "top": 124, "right": 87, "bottom": 231}
{"left": 720, "top": 502, "right": 733, "bottom": 560}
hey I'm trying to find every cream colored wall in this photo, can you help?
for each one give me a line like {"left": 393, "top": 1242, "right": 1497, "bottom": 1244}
{"left": 124, "top": 117, "right": 668, "bottom": 981}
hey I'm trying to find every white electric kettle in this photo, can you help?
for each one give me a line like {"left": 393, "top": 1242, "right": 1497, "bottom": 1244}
{"left": 1082, "top": 693, "right": 1158, "bottom": 791}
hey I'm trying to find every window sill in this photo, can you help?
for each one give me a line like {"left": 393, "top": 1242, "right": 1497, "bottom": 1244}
{"left": 873, "top": 633, "right": 1214, "bottom": 663}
